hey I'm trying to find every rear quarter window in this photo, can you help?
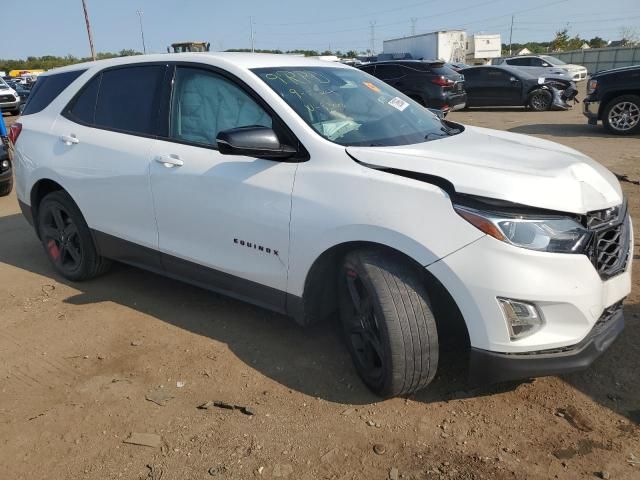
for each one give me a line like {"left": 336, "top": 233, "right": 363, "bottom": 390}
{"left": 21, "top": 70, "right": 86, "bottom": 115}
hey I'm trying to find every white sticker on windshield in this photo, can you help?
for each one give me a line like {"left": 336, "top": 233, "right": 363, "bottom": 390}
{"left": 388, "top": 97, "right": 409, "bottom": 111}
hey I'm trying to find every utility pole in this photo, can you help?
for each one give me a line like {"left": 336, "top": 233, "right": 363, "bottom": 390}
{"left": 411, "top": 17, "right": 418, "bottom": 36}
{"left": 369, "top": 21, "right": 376, "bottom": 55}
{"left": 81, "top": 0, "right": 96, "bottom": 61}
{"left": 250, "top": 16, "right": 255, "bottom": 53}
{"left": 508, "top": 15, "right": 514, "bottom": 55}
{"left": 136, "top": 9, "right": 147, "bottom": 54}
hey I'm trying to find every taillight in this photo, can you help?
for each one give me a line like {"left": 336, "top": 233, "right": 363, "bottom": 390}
{"left": 8, "top": 122, "right": 22, "bottom": 146}
{"left": 431, "top": 76, "right": 455, "bottom": 87}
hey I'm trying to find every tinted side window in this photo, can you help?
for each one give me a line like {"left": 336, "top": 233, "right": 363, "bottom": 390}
{"left": 375, "top": 65, "right": 404, "bottom": 79}
{"left": 169, "top": 67, "right": 272, "bottom": 146}
{"left": 506, "top": 58, "right": 529, "bottom": 66}
{"left": 94, "top": 66, "right": 165, "bottom": 135}
{"left": 530, "top": 58, "right": 544, "bottom": 67}
{"left": 22, "top": 70, "right": 86, "bottom": 115}
{"left": 486, "top": 69, "right": 512, "bottom": 83}
{"left": 66, "top": 73, "right": 101, "bottom": 124}
{"left": 359, "top": 65, "right": 376, "bottom": 74}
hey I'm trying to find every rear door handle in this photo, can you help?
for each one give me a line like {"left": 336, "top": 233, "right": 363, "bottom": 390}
{"left": 155, "top": 154, "right": 184, "bottom": 167}
{"left": 60, "top": 135, "right": 79, "bottom": 145}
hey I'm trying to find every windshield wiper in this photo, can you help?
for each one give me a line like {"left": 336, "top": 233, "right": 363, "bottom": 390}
{"left": 424, "top": 132, "right": 447, "bottom": 141}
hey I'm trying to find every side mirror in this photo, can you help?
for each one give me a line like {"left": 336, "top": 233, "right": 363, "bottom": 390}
{"left": 216, "top": 126, "right": 297, "bottom": 160}
{"left": 427, "top": 108, "right": 447, "bottom": 119}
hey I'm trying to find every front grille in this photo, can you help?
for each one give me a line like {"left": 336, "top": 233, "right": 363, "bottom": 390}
{"left": 586, "top": 204, "right": 631, "bottom": 279}
{"left": 0, "top": 94, "right": 15, "bottom": 102}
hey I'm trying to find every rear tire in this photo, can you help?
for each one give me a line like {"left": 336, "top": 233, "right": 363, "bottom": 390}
{"left": 36, "top": 191, "right": 111, "bottom": 281}
{"left": 528, "top": 89, "right": 552, "bottom": 111}
{"left": 338, "top": 248, "right": 439, "bottom": 398}
{"left": 602, "top": 95, "right": 640, "bottom": 135}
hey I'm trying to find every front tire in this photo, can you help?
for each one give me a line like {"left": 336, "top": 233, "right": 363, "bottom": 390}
{"left": 602, "top": 95, "right": 640, "bottom": 135}
{"left": 528, "top": 89, "right": 552, "bottom": 111}
{"left": 36, "top": 191, "right": 111, "bottom": 281}
{"left": 338, "top": 249, "right": 439, "bottom": 397}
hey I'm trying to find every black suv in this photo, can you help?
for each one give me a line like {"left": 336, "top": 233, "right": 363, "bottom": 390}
{"left": 583, "top": 65, "right": 640, "bottom": 135}
{"left": 358, "top": 60, "right": 466, "bottom": 112}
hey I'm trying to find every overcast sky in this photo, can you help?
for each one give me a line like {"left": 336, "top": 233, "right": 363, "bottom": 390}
{"left": 2, "top": 0, "right": 639, "bottom": 58}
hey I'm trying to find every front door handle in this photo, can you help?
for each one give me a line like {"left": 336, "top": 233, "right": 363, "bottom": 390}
{"left": 155, "top": 154, "right": 184, "bottom": 167}
{"left": 60, "top": 135, "right": 79, "bottom": 145}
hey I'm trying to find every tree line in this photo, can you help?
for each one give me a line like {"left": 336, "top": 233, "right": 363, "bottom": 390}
{"left": 0, "top": 50, "right": 142, "bottom": 73}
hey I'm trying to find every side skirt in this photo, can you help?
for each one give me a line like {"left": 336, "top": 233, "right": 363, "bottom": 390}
{"left": 92, "top": 230, "right": 298, "bottom": 317}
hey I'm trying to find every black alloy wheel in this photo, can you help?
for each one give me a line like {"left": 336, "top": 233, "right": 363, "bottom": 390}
{"left": 40, "top": 203, "right": 83, "bottom": 275}
{"left": 338, "top": 249, "right": 439, "bottom": 398}
{"left": 36, "top": 191, "right": 111, "bottom": 281}
{"left": 343, "top": 267, "right": 385, "bottom": 387}
{"left": 529, "top": 89, "right": 552, "bottom": 111}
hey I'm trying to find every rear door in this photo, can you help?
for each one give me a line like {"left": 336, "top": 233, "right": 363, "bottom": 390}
{"left": 148, "top": 65, "right": 298, "bottom": 311}
{"left": 52, "top": 64, "right": 167, "bottom": 265}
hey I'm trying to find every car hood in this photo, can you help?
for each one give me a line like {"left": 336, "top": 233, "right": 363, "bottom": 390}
{"left": 562, "top": 64, "right": 586, "bottom": 71}
{"left": 346, "top": 125, "right": 622, "bottom": 214}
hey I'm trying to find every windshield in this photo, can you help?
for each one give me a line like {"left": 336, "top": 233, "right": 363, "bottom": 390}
{"left": 541, "top": 55, "right": 566, "bottom": 66}
{"left": 0, "top": 78, "right": 8, "bottom": 88}
{"left": 252, "top": 66, "right": 458, "bottom": 147}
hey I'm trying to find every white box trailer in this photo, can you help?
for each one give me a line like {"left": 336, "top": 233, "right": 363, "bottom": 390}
{"left": 382, "top": 30, "right": 467, "bottom": 63}
{"left": 466, "top": 33, "right": 502, "bottom": 65}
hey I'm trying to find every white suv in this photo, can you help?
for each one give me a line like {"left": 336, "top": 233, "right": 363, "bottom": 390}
{"left": 10, "top": 53, "right": 632, "bottom": 397}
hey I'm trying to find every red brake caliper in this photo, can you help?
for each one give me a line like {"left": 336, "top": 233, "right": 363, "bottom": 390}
{"left": 47, "top": 239, "right": 60, "bottom": 261}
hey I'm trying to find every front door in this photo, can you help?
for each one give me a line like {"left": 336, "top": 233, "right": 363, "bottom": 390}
{"left": 483, "top": 68, "right": 522, "bottom": 105}
{"left": 149, "top": 66, "right": 297, "bottom": 311}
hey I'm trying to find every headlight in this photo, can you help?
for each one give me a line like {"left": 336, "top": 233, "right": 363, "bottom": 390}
{"left": 454, "top": 205, "right": 592, "bottom": 253}
{"left": 1, "top": 160, "right": 9, "bottom": 169}
{"left": 587, "top": 79, "right": 597, "bottom": 95}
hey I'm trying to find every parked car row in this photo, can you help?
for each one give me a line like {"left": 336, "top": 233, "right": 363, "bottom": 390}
{"left": 357, "top": 60, "right": 577, "bottom": 112}
{"left": 9, "top": 53, "right": 632, "bottom": 397}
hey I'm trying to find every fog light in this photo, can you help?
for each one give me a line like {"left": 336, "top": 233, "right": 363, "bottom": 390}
{"left": 1, "top": 160, "right": 9, "bottom": 169}
{"left": 497, "top": 298, "right": 544, "bottom": 340}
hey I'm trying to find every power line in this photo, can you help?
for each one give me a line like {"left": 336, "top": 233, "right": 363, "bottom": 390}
{"left": 260, "top": 0, "right": 436, "bottom": 27}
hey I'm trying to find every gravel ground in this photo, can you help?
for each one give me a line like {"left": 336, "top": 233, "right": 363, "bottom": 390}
{"left": 1, "top": 86, "right": 639, "bottom": 480}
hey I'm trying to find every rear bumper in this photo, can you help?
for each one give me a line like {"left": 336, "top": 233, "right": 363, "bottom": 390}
{"left": 583, "top": 99, "right": 600, "bottom": 124}
{"left": 468, "top": 303, "right": 624, "bottom": 385}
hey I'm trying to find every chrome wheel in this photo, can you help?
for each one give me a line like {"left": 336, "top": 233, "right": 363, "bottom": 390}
{"left": 607, "top": 101, "right": 640, "bottom": 132}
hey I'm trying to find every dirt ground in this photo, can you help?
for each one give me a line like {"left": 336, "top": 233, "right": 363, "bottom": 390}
{"left": 1, "top": 87, "right": 639, "bottom": 480}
